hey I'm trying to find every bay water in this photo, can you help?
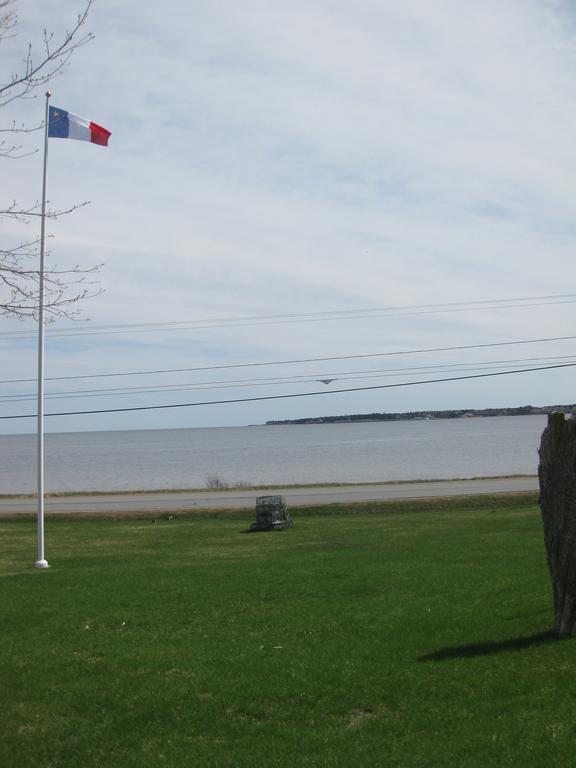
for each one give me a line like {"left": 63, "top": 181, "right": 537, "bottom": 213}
{"left": 0, "top": 415, "right": 547, "bottom": 495}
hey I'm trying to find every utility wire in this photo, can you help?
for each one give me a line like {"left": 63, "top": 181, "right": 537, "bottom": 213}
{"left": 1, "top": 293, "right": 575, "bottom": 340}
{"left": 2, "top": 362, "right": 575, "bottom": 420}
{"left": 2, "top": 334, "right": 576, "bottom": 385}
{"left": 3, "top": 353, "right": 576, "bottom": 403}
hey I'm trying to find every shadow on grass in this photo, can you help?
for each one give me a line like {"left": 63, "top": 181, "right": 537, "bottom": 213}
{"left": 419, "top": 631, "right": 558, "bottom": 661}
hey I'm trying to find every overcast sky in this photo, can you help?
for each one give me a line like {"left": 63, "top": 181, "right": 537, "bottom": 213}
{"left": 2, "top": 0, "right": 576, "bottom": 434}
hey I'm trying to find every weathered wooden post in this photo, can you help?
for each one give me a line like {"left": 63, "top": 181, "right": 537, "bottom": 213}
{"left": 538, "top": 411, "right": 576, "bottom": 637}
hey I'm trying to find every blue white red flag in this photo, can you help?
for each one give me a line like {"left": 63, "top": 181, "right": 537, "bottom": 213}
{"left": 48, "top": 106, "right": 111, "bottom": 146}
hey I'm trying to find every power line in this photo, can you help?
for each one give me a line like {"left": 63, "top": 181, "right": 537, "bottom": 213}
{"left": 2, "top": 361, "right": 574, "bottom": 420}
{"left": 2, "top": 334, "right": 576, "bottom": 385}
{"left": 3, "top": 353, "right": 576, "bottom": 403}
{"left": 1, "top": 293, "right": 575, "bottom": 340}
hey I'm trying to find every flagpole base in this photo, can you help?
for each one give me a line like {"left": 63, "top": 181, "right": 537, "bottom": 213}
{"left": 34, "top": 559, "right": 50, "bottom": 569}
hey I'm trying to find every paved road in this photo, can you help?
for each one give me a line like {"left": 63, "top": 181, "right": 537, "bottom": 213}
{"left": 0, "top": 476, "right": 538, "bottom": 515}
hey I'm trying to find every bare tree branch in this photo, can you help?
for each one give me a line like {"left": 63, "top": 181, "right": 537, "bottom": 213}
{"left": 1, "top": 0, "right": 101, "bottom": 320}
{"left": 0, "top": 0, "right": 94, "bottom": 107}
{"left": 1, "top": 200, "right": 90, "bottom": 220}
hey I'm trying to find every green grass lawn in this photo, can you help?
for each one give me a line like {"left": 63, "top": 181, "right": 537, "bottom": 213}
{"left": 1, "top": 498, "right": 574, "bottom": 767}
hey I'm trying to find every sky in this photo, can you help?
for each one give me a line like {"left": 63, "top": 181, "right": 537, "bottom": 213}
{"left": 2, "top": 0, "right": 576, "bottom": 434}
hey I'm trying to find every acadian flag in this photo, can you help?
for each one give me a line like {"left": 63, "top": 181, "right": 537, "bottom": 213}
{"left": 48, "top": 106, "right": 111, "bottom": 146}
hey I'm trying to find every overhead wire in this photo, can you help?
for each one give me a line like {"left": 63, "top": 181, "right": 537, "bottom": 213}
{"left": 2, "top": 361, "right": 575, "bottom": 420}
{"left": 2, "top": 353, "right": 576, "bottom": 403}
{"left": 2, "top": 334, "right": 576, "bottom": 385}
{"left": 1, "top": 292, "right": 576, "bottom": 340}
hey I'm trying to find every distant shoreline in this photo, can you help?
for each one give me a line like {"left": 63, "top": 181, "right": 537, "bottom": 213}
{"left": 266, "top": 405, "right": 573, "bottom": 426}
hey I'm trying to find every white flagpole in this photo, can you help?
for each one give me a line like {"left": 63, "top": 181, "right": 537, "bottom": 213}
{"left": 34, "top": 91, "right": 51, "bottom": 569}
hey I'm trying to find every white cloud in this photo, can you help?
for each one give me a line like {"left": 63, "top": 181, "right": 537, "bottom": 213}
{"left": 2, "top": 0, "right": 576, "bottom": 433}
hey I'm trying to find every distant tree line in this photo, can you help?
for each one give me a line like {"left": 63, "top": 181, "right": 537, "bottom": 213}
{"left": 266, "top": 405, "right": 576, "bottom": 425}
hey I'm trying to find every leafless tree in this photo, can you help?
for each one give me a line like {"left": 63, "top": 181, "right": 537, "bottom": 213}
{"left": 1, "top": 0, "right": 101, "bottom": 320}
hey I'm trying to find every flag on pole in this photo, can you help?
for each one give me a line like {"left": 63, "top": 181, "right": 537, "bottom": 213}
{"left": 48, "top": 106, "right": 111, "bottom": 146}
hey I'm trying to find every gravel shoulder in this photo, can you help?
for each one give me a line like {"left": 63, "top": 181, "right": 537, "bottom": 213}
{"left": 0, "top": 476, "right": 539, "bottom": 515}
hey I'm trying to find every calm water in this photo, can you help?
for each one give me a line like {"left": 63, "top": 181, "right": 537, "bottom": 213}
{"left": 0, "top": 416, "right": 547, "bottom": 495}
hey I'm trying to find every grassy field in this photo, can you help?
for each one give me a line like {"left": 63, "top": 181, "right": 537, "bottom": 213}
{"left": 1, "top": 497, "right": 574, "bottom": 767}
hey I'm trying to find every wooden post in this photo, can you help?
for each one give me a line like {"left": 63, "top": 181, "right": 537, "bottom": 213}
{"left": 538, "top": 411, "right": 576, "bottom": 637}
